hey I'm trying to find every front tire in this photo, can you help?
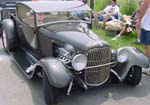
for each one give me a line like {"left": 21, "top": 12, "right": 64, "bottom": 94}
{"left": 43, "top": 71, "right": 56, "bottom": 105}
{"left": 125, "top": 66, "right": 142, "bottom": 86}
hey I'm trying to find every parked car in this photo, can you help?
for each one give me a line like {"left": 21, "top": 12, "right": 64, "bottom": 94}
{"left": 1, "top": 1, "right": 149, "bottom": 105}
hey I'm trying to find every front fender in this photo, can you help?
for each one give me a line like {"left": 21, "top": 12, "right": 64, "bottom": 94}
{"left": 114, "top": 46, "right": 149, "bottom": 80}
{"left": 40, "top": 57, "right": 72, "bottom": 88}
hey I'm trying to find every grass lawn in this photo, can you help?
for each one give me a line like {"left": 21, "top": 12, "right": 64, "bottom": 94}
{"left": 92, "top": 0, "right": 145, "bottom": 53}
{"left": 92, "top": 27, "right": 145, "bottom": 52}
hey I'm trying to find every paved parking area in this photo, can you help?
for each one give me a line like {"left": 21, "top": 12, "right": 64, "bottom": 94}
{"left": 0, "top": 37, "right": 150, "bottom": 105}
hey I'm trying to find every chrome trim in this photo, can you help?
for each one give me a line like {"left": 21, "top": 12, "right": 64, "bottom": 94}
{"left": 66, "top": 61, "right": 117, "bottom": 69}
{"left": 85, "top": 74, "right": 110, "bottom": 86}
{"left": 2, "top": 28, "right": 7, "bottom": 50}
{"left": 38, "top": 20, "right": 90, "bottom": 27}
{"left": 74, "top": 76, "right": 88, "bottom": 90}
{"left": 84, "top": 47, "right": 112, "bottom": 86}
{"left": 84, "top": 61, "right": 117, "bottom": 69}
{"left": 67, "top": 80, "right": 73, "bottom": 96}
{"left": 111, "top": 69, "right": 122, "bottom": 82}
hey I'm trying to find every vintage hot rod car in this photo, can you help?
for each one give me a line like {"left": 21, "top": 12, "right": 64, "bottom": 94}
{"left": 1, "top": 1, "right": 149, "bottom": 105}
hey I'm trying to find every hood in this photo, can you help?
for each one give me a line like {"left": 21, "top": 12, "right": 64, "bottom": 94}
{"left": 54, "top": 30, "right": 110, "bottom": 51}
{"left": 39, "top": 23, "right": 110, "bottom": 51}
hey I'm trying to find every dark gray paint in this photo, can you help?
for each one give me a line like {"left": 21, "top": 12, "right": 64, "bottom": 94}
{"left": 40, "top": 58, "right": 72, "bottom": 88}
{"left": 2, "top": 19, "right": 15, "bottom": 41}
{"left": 2, "top": 0, "right": 148, "bottom": 88}
{"left": 55, "top": 31, "right": 109, "bottom": 51}
{"left": 114, "top": 46, "right": 149, "bottom": 80}
{"left": 39, "top": 27, "right": 109, "bottom": 52}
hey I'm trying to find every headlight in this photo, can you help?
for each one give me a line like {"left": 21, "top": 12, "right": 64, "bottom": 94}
{"left": 71, "top": 54, "right": 87, "bottom": 71}
{"left": 111, "top": 50, "right": 117, "bottom": 62}
{"left": 117, "top": 49, "right": 128, "bottom": 63}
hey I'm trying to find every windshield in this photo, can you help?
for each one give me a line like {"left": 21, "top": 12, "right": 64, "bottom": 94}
{"left": 45, "top": 22, "right": 89, "bottom": 33}
{"left": 36, "top": 11, "right": 91, "bottom": 26}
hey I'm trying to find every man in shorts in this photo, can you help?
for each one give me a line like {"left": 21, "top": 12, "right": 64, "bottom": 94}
{"left": 137, "top": 0, "right": 150, "bottom": 74}
{"left": 94, "top": 0, "right": 120, "bottom": 28}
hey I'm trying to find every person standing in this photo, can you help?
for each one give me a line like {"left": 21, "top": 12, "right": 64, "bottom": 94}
{"left": 136, "top": 0, "right": 150, "bottom": 64}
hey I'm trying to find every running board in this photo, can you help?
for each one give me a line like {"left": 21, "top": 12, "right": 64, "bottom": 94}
{"left": 11, "top": 48, "right": 38, "bottom": 78}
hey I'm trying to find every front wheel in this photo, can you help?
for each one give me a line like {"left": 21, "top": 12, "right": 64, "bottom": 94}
{"left": 43, "top": 71, "right": 56, "bottom": 105}
{"left": 125, "top": 66, "right": 142, "bottom": 86}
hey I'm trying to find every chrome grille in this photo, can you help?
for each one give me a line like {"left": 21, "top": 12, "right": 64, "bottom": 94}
{"left": 84, "top": 47, "right": 111, "bottom": 86}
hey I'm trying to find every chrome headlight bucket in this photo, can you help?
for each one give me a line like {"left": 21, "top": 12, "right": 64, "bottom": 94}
{"left": 111, "top": 50, "right": 117, "bottom": 62}
{"left": 117, "top": 49, "right": 128, "bottom": 63}
{"left": 71, "top": 54, "right": 87, "bottom": 71}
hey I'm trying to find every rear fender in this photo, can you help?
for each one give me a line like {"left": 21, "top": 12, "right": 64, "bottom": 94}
{"left": 40, "top": 57, "right": 72, "bottom": 88}
{"left": 2, "top": 19, "right": 17, "bottom": 50}
{"left": 2, "top": 19, "right": 16, "bottom": 41}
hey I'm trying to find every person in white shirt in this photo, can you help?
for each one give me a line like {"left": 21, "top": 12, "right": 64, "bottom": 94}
{"left": 94, "top": 0, "right": 120, "bottom": 28}
{"left": 112, "top": 0, "right": 143, "bottom": 41}
{"left": 137, "top": 0, "right": 150, "bottom": 65}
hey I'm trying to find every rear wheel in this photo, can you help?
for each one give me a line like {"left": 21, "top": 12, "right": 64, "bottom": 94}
{"left": 125, "top": 66, "right": 142, "bottom": 86}
{"left": 43, "top": 71, "right": 56, "bottom": 105}
{"left": 2, "top": 28, "right": 9, "bottom": 52}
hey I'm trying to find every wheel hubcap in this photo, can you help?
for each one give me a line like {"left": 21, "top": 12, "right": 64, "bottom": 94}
{"left": 128, "top": 67, "right": 134, "bottom": 80}
{"left": 2, "top": 29, "right": 7, "bottom": 49}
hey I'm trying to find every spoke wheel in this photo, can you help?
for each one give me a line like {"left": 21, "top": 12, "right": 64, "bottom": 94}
{"left": 125, "top": 66, "right": 142, "bottom": 86}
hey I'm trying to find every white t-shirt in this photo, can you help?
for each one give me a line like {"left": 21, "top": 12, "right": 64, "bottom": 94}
{"left": 142, "top": 4, "right": 150, "bottom": 31}
{"left": 103, "top": 5, "right": 119, "bottom": 15}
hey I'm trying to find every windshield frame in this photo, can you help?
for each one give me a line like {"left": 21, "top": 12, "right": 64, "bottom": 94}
{"left": 38, "top": 20, "right": 91, "bottom": 28}
{"left": 35, "top": 10, "right": 92, "bottom": 27}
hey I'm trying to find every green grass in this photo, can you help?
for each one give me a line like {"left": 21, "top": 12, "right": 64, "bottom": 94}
{"left": 93, "top": 27, "right": 145, "bottom": 52}
{"left": 92, "top": 0, "right": 145, "bottom": 53}
{"left": 94, "top": 0, "right": 138, "bottom": 14}
{"left": 118, "top": 0, "right": 137, "bottom": 15}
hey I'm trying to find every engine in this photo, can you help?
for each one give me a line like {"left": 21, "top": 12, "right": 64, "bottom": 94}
{"left": 56, "top": 44, "right": 76, "bottom": 64}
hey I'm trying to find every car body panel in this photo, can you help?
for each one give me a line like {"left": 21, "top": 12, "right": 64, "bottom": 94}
{"left": 40, "top": 58, "right": 72, "bottom": 88}
{"left": 2, "top": 19, "right": 16, "bottom": 43}
{"left": 1, "top": 1, "right": 149, "bottom": 92}
{"left": 11, "top": 48, "right": 37, "bottom": 79}
{"left": 39, "top": 26, "right": 110, "bottom": 51}
{"left": 113, "top": 47, "right": 149, "bottom": 80}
